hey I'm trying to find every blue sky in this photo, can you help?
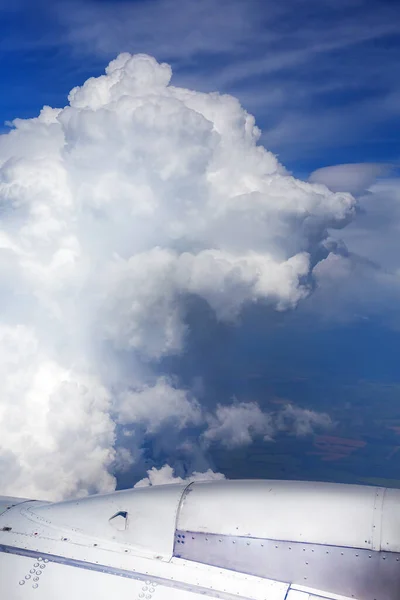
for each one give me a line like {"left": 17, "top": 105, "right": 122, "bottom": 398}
{"left": 1, "top": 0, "right": 399, "bottom": 175}
{"left": 2, "top": 0, "right": 400, "bottom": 488}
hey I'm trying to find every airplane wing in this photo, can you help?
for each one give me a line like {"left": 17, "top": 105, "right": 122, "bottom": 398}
{"left": 1, "top": 479, "right": 399, "bottom": 600}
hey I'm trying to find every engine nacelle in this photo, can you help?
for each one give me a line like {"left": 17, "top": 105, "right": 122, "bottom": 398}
{"left": 1, "top": 479, "right": 399, "bottom": 600}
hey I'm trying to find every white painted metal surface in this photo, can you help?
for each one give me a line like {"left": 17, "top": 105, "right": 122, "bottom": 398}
{"left": 381, "top": 487, "right": 400, "bottom": 552}
{"left": 286, "top": 592, "right": 310, "bottom": 600}
{"left": 0, "top": 487, "right": 289, "bottom": 600}
{"left": 0, "top": 496, "right": 30, "bottom": 516}
{"left": 292, "top": 584, "right": 358, "bottom": 600}
{"left": 279, "top": 584, "right": 357, "bottom": 600}
{"left": 177, "top": 479, "right": 400, "bottom": 551}
{"left": 23, "top": 483, "right": 188, "bottom": 559}
{"left": 2, "top": 551, "right": 267, "bottom": 600}
{"left": 2, "top": 478, "right": 400, "bottom": 599}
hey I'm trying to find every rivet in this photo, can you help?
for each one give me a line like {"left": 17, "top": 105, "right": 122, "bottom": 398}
{"left": 149, "top": 588, "right": 155, "bottom": 593}
{"left": 143, "top": 587, "right": 148, "bottom": 591}
{"left": 36, "top": 570, "right": 42, "bottom": 575}
{"left": 33, "top": 584, "right": 38, "bottom": 589}
{"left": 44, "top": 559, "right": 48, "bottom": 563}
{"left": 34, "top": 563, "right": 39, "bottom": 567}
{"left": 139, "top": 594, "right": 144, "bottom": 598}
{"left": 146, "top": 596, "right": 151, "bottom": 599}
{"left": 40, "top": 564, "right": 45, "bottom": 569}
{"left": 25, "top": 575, "right": 31, "bottom": 580}
{"left": 30, "top": 569, "right": 35, "bottom": 574}
{"left": 38, "top": 558, "right": 42, "bottom": 561}
{"left": 33, "top": 577, "right": 39, "bottom": 582}
{"left": 146, "top": 581, "right": 150, "bottom": 585}
{"left": 19, "top": 581, "right": 25, "bottom": 586}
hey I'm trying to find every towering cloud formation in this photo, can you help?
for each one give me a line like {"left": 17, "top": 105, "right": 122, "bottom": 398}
{"left": 0, "top": 54, "right": 354, "bottom": 500}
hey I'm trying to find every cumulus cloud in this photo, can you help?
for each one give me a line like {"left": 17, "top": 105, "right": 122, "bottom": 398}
{"left": 203, "top": 400, "right": 331, "bottom": 448}
{"left": 336, "top": 177, "right": 400, "bottom": 270}
{"left": 0, "top": 53, "right": 354, "bottom": 500}
{"left": 134, "top": 463, "right": 225, "bottom": 487}
{"left": 275, "top": 404, "right": 333, "bottom": 437}
{"left": 0, "top": 325, "right": 116, "bottom": 500}
{"left": 303, "top": 176, "right": 400, "bottom": 322}
{"left": 203, "top": 401, "right": 274, "bottom": 447}
{"left": 117, "top": 377, "right": 202, "bottom": 433}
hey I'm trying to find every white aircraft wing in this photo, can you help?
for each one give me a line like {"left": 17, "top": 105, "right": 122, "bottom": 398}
{"left": 1, "top": 479, "right": 399, "bottom": 600}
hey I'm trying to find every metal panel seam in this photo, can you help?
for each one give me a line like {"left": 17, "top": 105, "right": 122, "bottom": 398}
{"left": 171, "top": 482, "right": 194, "bottom": 560}
{"left": 371, "top": 487, "right": 385, "bottom": 551}
{"left": 176, "top": 530, "right": 377, "bottom": 552}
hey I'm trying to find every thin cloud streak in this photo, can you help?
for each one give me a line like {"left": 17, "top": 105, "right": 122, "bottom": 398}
{"left": 1, "top": 0, "right": 399, "bottom": 163}
{"left": 55, "top": 0, "right": 400, "bottom": 163}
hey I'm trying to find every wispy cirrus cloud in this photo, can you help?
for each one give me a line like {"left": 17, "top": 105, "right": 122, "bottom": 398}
{"left": 1, "top": 0, "right": 399, "bottom": 165}
{"left": 53, "top": 0, "right": 400, "bottom": 166}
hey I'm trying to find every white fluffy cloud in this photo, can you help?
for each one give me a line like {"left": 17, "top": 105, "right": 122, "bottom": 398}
{"left": 117, "top": 377, "right": 202, "bottom": 433}
{"left": 134, "top": 463, "right": 225, "bottom": 487}
{"left": 203, "top": 401, "right": 331, "bottom": 448}
{"left": 304, "top": 175, "right": 400, "bottom": 322}
{"left": 204, "top": 401, "right": 274, "bottom": 447}
{"left": 0, "top": 325, "right": 116, "bottom": 500}
{"left": 0, "top": 53, "right": 354, "bottom": 499}
{"left": 275, "top": 404, "right": 333, "bottom": 437}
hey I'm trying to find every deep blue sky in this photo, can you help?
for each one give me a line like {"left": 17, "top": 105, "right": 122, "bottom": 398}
{"left": 1, "top": 0, "right": 399, "bottom": 175}
{"left": 2, "top": 0, "right": 400, "bottom": 486}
